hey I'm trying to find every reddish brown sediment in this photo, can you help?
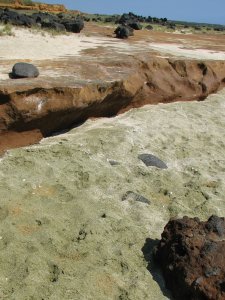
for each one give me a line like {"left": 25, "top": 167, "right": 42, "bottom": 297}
{"left": 0, "top": 129, "right": 43, "bottom": 155}
{"left": 0, "top": 54, "right": 225, "bottom": 155}
{"left": 1, "top": 22, "right": 225, "bottom": 155}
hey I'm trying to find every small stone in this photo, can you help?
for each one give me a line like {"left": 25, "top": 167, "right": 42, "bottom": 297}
{"left": 108, "top": 160, "right": 120, "bottom": 166}
{"left": 122, "top": 191, "right": 150, "bottom": 205}
{"left": 138, "top": 154, "right": 168, "bottom": 169}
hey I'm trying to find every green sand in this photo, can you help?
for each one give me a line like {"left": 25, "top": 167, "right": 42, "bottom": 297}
{"left": 0, "top": 90, "right": 224, "bottom": 299}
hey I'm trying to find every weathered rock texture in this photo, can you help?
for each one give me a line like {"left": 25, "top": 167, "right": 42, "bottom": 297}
{"left": 154, "top": 215, "right": 225, "bottom": 300}
{"left": 0, "top": 89, "right": 224, "bottom": 299}
{"left": 0, "top": 56, "right": 225, "bottom": 150}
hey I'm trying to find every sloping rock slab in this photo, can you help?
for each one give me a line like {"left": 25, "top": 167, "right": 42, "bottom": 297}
{"left": 154, "top": 215, "right": 225, "bottom": 300}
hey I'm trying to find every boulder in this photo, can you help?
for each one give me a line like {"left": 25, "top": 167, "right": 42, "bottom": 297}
{"left": 11, "top": 63, "right": 39, "bottom": 79}
{"left": 128, "top": 22, "right": 142, "bottom": 30}
{"left": 19, "top": 14, "right": 36, "bottom": 27}
{"left": 117, "top": 13, "right": 137, "bottom": 25}
{"left": 114, "top": 25, "right": 131, "bottom": 39}
{"left": 154, "top": 215, "right": 225, "bottom": 300}
{"left": 32, "top": 12, "right": 58, "bottom": 25}
{"left": 41, "top": 20, "right": 65, "bottom": 31}
{"left": 62, "top": 18, "right": 84, "bottom": 33}
{"left": 0, "top": 9, "right": 20, "bottom": 25}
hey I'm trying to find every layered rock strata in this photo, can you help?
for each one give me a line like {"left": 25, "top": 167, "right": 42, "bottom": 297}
{"left": 0, "top": 55, "right": 225, "bottom": 154}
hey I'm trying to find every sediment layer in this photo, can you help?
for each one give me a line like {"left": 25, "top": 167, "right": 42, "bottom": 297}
{"left": 0, "top": 55, "right": 225, "bottom": 153}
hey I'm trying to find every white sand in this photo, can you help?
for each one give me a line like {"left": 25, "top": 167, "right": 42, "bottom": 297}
{"left": 1, "top": 27, "right": 224, "bottom": 62}
{"left": 0, "top": 27, "right": 115, "bottom": 60}
{"left": 148, "top": 42, "right": 225, "bottom": 60}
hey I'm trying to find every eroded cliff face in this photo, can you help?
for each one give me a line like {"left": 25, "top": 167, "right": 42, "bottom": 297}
{"left": 0, "top": 55, "right": 225, "bottom": 154}
{"left": 0, "top": 91, "right": 224, "bottom": 299}
{"left": 0, "top": 1, "right": 66, "bottom": 12}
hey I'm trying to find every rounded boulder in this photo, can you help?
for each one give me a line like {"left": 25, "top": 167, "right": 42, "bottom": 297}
{"left": 11, "top": 63, "right": 39, "bottom": 79}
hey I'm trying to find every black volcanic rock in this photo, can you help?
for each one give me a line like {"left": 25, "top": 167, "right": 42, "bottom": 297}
{"left": 128, "top": 22, "right": 142, "bottom": 30}
{"left": 61, "top": 18, "right": 84, "bottom": 33}
{"left": 153, "top": 215, "right": 225, "bottom": 300}
{"left": 114, "top": 25, "right": 130, "bottom": 39}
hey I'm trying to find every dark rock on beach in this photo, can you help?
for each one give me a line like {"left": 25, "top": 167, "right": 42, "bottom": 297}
{"left": 154, "top": 215, "right": 225, "bottom": 300}
{"left": 128, "top": 22, "right": 142, "bottom": 30}
{"left": 115, "top": 25, "right": 132, "bottom": 39}
{"left": 122, "top": 191, "right": 150, "bottom": 204}
{"left": 41, "top": 20, "right": 65, "bottom": 31}
{"left": 11, "top": 63, "right": 39, "bottom": 79}
{"left": 0, "top": 9, "right": 85, "bottom": 33}
{"left": 138, "top": 154, "right": 168, "bottom": 169}
{"left": 62, "top": 18, "right": 84, "bottom": 33}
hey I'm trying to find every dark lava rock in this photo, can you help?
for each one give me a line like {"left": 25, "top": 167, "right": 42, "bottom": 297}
{"left": 41, "top": 20, "right": 65, "bottom": 32}
{"left": 62, "top": 18, "right": 84, "bottom": 33}
{"left": 122, "top": 191, "right": 150, "bottom": 204}
{"left": 0, "top": 9, "right": 84, "bottom": 33}
{"left": 138, "top": 154, "right": 167, "bottom": 169}
{"left": 114, "top": 25, "right": 131, "bottom": 39}
{"left": 128, "top": 22, "right": 142, "bottom": 30}
{"left": 11, "top": 63, "right": 39, "bottom": 79}
{"left": 154, "top": 215, "right": 225, "bottom": 300}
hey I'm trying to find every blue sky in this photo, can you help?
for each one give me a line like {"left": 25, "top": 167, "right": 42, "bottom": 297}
{"left": 39, "top": 0, "right": 225, "bottom": 25}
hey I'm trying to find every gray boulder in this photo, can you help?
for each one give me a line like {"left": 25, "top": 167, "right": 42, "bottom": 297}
{"left": 11, "top": 63, "right": 39, "bottom": 79}
{"left": 138, "top": 154, "right": 168, "bottom": 169}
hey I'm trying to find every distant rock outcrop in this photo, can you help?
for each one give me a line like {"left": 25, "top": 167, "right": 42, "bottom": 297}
{"left": 154, "top": 215, "right": 225, "bottom": 300}
{"left": 0, "top": 0, "right": 66, "bottom": 13}
{"left": 0, "top": 9, "right": 84, "bottom": 33}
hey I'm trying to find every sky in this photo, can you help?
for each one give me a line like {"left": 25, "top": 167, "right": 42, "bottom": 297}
{"left": 39, "top": 0, "right": 225, "bottom": 25}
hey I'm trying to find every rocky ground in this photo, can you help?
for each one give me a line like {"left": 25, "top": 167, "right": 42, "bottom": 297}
{"left": 0, "top": 23, "right": 225, "bottom": 154}
{"left": 0, "top": 22, "right": 224, "bottom": 299}
{"left": 0, "top": 90, "right": 224, "bottom": 299}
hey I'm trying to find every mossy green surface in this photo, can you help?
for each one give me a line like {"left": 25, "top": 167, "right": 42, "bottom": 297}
{"left": 0, "top": 90, "right": 224, "bottom": 299}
